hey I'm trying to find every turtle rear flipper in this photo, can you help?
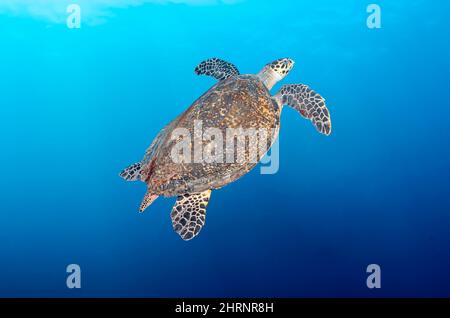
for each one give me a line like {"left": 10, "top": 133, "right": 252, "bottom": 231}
{"left": 171, "top": 190, "right": 211, "bottom": 241}
{"left": 119, "top": 162, "right": 142, "bottom": 181}
{"left": 139, "top": 191, "right": 159, "bottom": 212}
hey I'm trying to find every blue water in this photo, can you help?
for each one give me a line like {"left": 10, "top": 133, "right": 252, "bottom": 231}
{"left": 1, "top": 0, "right": 449, "bottom": 297}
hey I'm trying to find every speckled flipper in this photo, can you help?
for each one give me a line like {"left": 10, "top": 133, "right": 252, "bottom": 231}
{"left": 119, "top": 162, "right": 142, "bottom": 181}
{"left": 170, "top": 190, "right": 211, "bottom": 241}
{"left": 276, "top": 84, "right": 332, "bottom": 135}
{"left": 194, "top": 58, "right": 239, "bottom": 81}
{"left": 139, "top": 191, "right": 159, "bottom": 212}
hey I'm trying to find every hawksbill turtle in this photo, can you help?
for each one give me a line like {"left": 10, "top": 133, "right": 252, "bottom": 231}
{"left": 120, "top": 58, "right": 332, "bottom": 240}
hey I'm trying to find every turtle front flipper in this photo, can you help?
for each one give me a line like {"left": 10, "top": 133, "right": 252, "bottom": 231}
{"left": 170, "top": 190, "right": 212, "bottom": 241}
{"left": 194, "top": 58, "right": 239, "bottom": 81}
{"left": 275, "top": 84, "right": 332, "bottom": 136}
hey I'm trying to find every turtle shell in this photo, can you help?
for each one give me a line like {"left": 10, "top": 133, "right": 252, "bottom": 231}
{"left": 142, "top": 75, "right": 281, "bottom": 197}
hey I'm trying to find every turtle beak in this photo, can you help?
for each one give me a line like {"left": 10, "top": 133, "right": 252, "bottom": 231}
{"left": 282, "top": 58, "right": 294, "bottom": 71}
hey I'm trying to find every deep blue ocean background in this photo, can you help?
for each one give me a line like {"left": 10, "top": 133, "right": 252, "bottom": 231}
{"left": 1, "top": 0, "right": 449, "bottom": 297}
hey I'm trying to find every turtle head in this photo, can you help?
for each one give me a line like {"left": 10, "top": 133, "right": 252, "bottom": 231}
{"left": 257, "top": 58, "right": 295, "bottom": 90}
{"left": 267, "top": 58, "right": 295, "bottom": 78}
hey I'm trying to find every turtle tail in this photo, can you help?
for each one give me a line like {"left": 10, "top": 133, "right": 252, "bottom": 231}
{"left": 119, "top": 162, "right": 142, "bottom": 181}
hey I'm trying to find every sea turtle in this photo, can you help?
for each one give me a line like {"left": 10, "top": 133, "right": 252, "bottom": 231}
{"left": 120, "top": 57, "right": 331, "bottom": 240}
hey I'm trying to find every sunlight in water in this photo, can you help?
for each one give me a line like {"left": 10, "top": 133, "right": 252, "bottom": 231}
{"left": 0, "top": 0, "right": 241, "bottom": 24}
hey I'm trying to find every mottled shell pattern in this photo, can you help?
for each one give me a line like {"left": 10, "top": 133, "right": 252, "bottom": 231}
{"left": 141, "top": 75, "right": 281, "bottom": 197}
